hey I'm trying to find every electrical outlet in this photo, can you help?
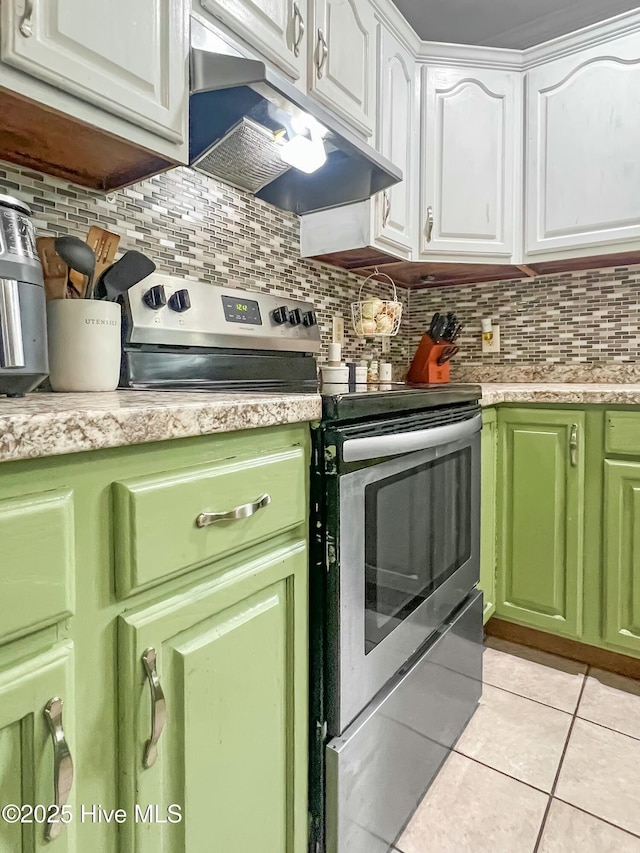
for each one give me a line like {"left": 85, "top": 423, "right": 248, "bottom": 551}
{"left": 482, "top": 324, "right": 501, "bottom": 354}
{"left": 381, "top": 335, "right": 390, "bottom": 354}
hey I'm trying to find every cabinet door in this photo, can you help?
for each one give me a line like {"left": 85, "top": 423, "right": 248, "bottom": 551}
{"left": 496, "top": 410, "right": 585, "bottom": 637}
{"left": 0, "top": 0, "right": 188, "bottom": 143}
{"left": 603, "top": 460, "right": 640, "bottom": 654}
{"left": 199, "top": 0, "right": 306, "bottom": 82}
{"left": 309, "top": 0, "right": 376, "bottom": 138}
{"left": 118, "top": 541, "right": 308, "bottom": 853}
{"left": 525, "top": 32, "right": 640, "bottom": 258}
{"left": 480, "top": 410, "right": 497, "bottom": 624}
{"left": 373, "top": 27, "right": 415, "bottom": 258}
{"left": 0, "top": 644, "right": 75, "bottom": 853}
{"left": 419, "top": 65, "right": 520, "bottom": 261}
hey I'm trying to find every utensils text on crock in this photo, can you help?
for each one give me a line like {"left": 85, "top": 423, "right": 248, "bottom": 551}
{"left": 437, "top": 345, "right": 459, "bottom": 366}
{"left": 93, "top": 251, "right": 156, "bottom": 301}
{"left": 54, "top": 236, "right": 96, "bottom": 299}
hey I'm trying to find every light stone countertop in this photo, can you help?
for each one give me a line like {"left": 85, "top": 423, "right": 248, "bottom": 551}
{"left": 0, "top": 390, "right": 322, "bottom": 463}
{"left": 478, "top": 383, "right": 640, "bottom": 407}
{"left": 2, "top": 383, "right": 640, "bottom": 464}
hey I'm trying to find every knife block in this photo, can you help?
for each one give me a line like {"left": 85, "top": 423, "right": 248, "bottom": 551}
{"left": 407, "top": 335, "right": 451, "bottom": 384}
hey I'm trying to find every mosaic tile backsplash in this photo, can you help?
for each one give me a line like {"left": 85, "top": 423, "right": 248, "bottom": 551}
{"left": 3, "top": 158, "right": 640, "bottom": 384}
{"left": 408, "top": 267, "right": 640, "bottom": 383}
{"left": 0, "top": 161, "right": 408, "bottom": 366}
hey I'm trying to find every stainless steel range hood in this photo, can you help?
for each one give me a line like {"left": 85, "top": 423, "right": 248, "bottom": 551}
{"left": 189, "top": 18, "right": 402, "bottom": 215}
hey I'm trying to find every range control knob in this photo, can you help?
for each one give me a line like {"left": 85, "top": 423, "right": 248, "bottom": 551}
{"left": 168, "top": 289, "right": 191, "bottom": 313}
{"left": 302, "top": 310, "right": 317, "bottom": 328}
{"left": 272, "top": 306, "right": 289, "bottom": 325}
{"left": 143, "top": 284, "right": 166, "bottom": 310}
{"left": 289, "top": 308, "right": 302, "bottom": 327}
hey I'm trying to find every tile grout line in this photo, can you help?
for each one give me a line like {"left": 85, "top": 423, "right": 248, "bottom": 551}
{"left": 450, "top": 750, "right": 555, "bottom": 797}
{"left": 532, "top": 671, "right": 589, "bottom": 852}
{"left": 573, "top": 663, "right": 640, "bottom": 744}
{"left": 552, "top": 796, "right": 640, "bottom": 841}
{"left": 481, "top": 678, "right": 584, "bottom": 715}
{"left": 574, "top": 711, "right": 640, "bottom": 744}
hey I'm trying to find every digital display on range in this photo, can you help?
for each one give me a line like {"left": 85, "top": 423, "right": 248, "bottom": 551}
{"left": 221, "top": 295, "right": 262, "bottom": 325}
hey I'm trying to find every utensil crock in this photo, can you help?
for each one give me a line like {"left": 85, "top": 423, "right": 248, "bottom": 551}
{"left": 47, "top": 299, "right": 121, "bottom": 392}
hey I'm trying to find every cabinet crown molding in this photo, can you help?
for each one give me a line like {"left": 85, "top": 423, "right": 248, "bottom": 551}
{"left": 523, "top": 7, "right": 640, "bottom": 68}
{"left": 370, "top": 0, "right": 640, "bottom": 72}
{"left": 417, "top": 42, "right": 523, "bottom": 71}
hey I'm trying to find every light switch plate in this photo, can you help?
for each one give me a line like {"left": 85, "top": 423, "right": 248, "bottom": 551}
{"left": 381, "top": 335, "right": 390, "bottom": 354}
{"left": 482, "top": 324, "right": 501, "bottom": 353}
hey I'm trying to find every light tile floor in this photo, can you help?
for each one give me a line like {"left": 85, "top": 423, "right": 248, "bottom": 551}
{"left": 395, "top": 638, "right": 640, "bottom": 853}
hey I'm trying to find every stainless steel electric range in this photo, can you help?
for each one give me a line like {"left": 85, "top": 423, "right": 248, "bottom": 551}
{"left": 310, "top": 386, "right": 483, "bottom": 853}
{"left": 119, "top": 273, "right": 321, "bottom": 391}
{"left": 118, "top": 274, "right": 483, "bottom": 853}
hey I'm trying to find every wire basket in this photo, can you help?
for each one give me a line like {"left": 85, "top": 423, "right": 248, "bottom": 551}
{"left": 351, "top": 271, "right": 403, "bottom": 338}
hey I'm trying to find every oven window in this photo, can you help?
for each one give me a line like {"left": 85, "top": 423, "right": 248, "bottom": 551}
{"left": 364, "top": 447, "right": 471, "bottom": 653}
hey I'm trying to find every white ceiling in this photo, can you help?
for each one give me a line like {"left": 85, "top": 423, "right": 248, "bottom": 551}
{"left": 390, "top": 0, "right": 640, "bottom": 49}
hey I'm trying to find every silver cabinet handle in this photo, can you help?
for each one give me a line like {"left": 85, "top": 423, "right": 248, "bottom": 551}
{"left": 570, "top": 423, "right": 578, "bottom": 467}
{"left": 293, "top": 1, "right": 305, "bottom": 57}
{"left": 0, "top": 279, "right": 26, "bottom": 368}
{"left": 196, "top": 493, "right": 271, "bottom": 528}
{"left": 141, "top": 648, "right": 166, "bottom": 769}
{"left": 382, "top": 191, "right": 391, "bottom": 228}
{"left": 43, "top": 698, "right": 73, "bottom": 842}
{"left": 316, "top": 29, "right": 328, "bottom": 78}
{"left": 19, "top": 0, "right": 34, "bottom": 37}
{"left": 425, "top": 205, "right": 434, "bottom": 243}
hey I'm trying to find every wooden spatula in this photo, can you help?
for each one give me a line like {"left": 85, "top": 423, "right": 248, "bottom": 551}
{"left": 67, "top": 226, "right": 120, "bottom": 296}
{"left": 87, "top": 226, "right": 120, "bottom": 281}
{"left": 36, "top": 236, "right": 69, "bottom": 301}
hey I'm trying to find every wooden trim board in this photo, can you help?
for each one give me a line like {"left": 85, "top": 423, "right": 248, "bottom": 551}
{"left": 486, "top": 617, "right": 640, "bottom": 680}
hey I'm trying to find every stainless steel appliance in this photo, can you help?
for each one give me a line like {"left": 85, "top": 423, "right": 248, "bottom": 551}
{"left": 118, "top": 273, "right": 321, "bottom": 390}
{"left": 116, "top": 273, "right": 482, "bottom": 853}
{"left": 190, "top": 18, "right": 401, "bottom": 214}
{"left": 310, "top": 387, "right": 483, "bottom": 853}
{"left": 0, "top": 194, "right": 48, "bottom": 397}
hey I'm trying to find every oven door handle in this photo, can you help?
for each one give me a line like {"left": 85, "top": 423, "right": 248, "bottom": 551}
{"left": 341, "top": 413, "right": 482, "bottom": 462}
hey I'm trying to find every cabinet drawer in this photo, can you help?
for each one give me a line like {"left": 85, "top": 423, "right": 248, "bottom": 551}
{"left": 113, "top": 448, "right": 307, "bottom": 596}
{"left": 605, "top": 411, "right": 640, "bottom": 455}
{"left": 326, "top": 592, "right": 482, "bottom": 853}
{"left": 0, "top": 489, "right": 75, "bottom": 644}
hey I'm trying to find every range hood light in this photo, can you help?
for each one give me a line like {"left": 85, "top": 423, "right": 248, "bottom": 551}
{"left": 189, "top": 18, "right": 402, "bottom": 213}
{"left": 290, "top": 113, "right": 329, "bottom": 139}
{"left": 279, "top": 133, "right": 327, "bottom": 175}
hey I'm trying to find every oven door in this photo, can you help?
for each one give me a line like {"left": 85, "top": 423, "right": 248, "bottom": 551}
{"left": 328, "top": 412, "right": 481, "bottom": 735}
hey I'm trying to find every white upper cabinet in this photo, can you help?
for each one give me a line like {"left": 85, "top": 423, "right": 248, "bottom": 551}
{"left": 374, "top": 26, "right": 416, "bottom": 257}
{"left": 308, "top": 0, "right": 377, "bottom": 138}
{"left": 525, "top": 31, "right": 640, "bottom": 258}
{"left": 419, "top": 65, "right": 521, "bottom": 262}
{"left": 0, "top": 0, "right": 188, "bottom": 144}
{"left": 199, "top": 0, "right": 306, "bottom": 82}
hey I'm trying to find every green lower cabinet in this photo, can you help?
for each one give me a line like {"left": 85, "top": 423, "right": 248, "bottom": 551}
{"left": 496, "top": 409, "right": 586, "bottom": 637}
{"left": 0, "top": 643, "right": 75, "bottom": 853}
{"left": 603, "top": 459, "right": 640, "bottom": 654}
{"left": 118, "top": 540, "right": 308, "bottom": 853}
{"left": 0, "top": 422, "right": 310, "bottom": 853}
{"left": 480, "top": 409, "right": 497, "bottom": 623}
